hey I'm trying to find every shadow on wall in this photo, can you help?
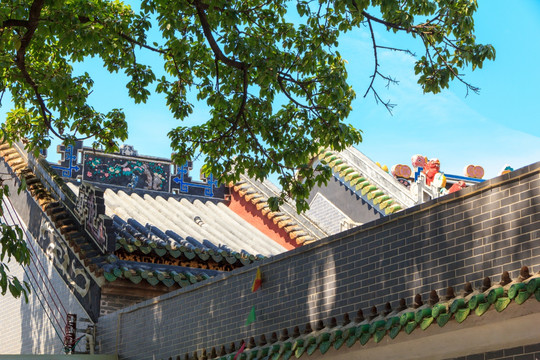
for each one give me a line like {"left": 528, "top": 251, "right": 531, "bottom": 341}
{"left": 16, "top": 217, "right": 89, "bottom": 355}
{"left": 20, "top": 254, "right": 66, "bottom": 354}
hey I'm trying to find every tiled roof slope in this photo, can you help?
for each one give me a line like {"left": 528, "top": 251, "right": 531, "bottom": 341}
{"left": 231, "top": 174, "right": 329, "bottom": 245}
{"left": 167, "top": 266, "right": 540, "bottom": 360}
{"left": 317, "top": 147, "right": 416, "bottom": 215}
{"left": 0, "top": 141, "right": 225, "bottom": 290}
{"left": 101, "top": 260, "right": 220, "bottom": 287}
{"left": 66, "top": 183, "right": 287, "bottom": 266}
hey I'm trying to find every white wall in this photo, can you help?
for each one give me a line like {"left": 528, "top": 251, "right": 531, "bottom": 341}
{"left": 0, "top": 199, "right": 91, "bottom": 355}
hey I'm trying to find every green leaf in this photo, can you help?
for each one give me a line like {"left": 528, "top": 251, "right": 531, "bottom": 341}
{"left": 18, "top": 177, "right": 26, "bottom": 195}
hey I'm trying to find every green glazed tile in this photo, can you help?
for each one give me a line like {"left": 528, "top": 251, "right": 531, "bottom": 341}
{"left": 359, "top": 324, "right": 370, "bottom": 334}
{"left": 359, "top": 333, "right": 371, "bottom": 346}
{"left": 455, "top": 308, "right": 470, "bottom": 323}
{"left": 385, "top": 317, "right": 399, "bottom": 330}
{"left": 389, "top": 326, "right": 401, "bottom": 339}
{"left": 487, "top": 287, "right": 504, "bottom": 304}
{"left": 415, "top": 308, "right": 431, "bottom": 323}
{"left": 420, "top": 317, "right": 434, "bottom": 330}
{"left": 140, "top": 246, "right": 151, "bottom": 254}
{"left": 515, "top": 291, "right": 530, "bottom": 305}
{"left": 169, "top": 249, "right": 181, "bottom": 258}
{"left": 468, "top": 294, "right": 485, "bottom": 310}
{"left": 333, "top": 337, "right": 345, "bottom": 350}
{"left": 306, "top": 344, "right": 318, "bottom": 356}
{"left": 344, "top": 327, "right": 355, "bottom": 339}
{"left": 319, "top": 341, "right": 331, "bottom": 355}
{"left": 526, "top": 278, "right": 540, "bottom": 294}
{"left": 154, "top": 248, "right": 167, "bottom": 256}
{"left": 346, "top": 335, "right": 357, "bottom": 348}
{"left": 374, "top": 329, "right": 386, "bottom": 343}
{"left": 246, "top": 351, "right": 257, "bottom": 360}
{"left": 475, "top": 302, "right": 491, "bottom": 316}
{"left": 508, "top": 283, "right": 526, "bottom": 299}
{"left": 259, "top": 347, "right": 269, "bottom": 358}
{"left": 450, "top": 298, "right": 466, "bottom": 314}
{"left": 369, "top": 320, "right": 386, "bottom": 334}
{"left": 281, "top": 350, "right": 292, "bottom": 360}
{"left": 104, "top": 272, "right": 117, "bottom": 282}
{"left": 432, "top": 304, "right": 447, "bottom": 318}
{"left": 405, "top": 322, "right": 417, "bottom": 334}
{"left": 495, "top": 297, "right": 511, "bottom": 312}
{"left": 129, "top": 275, "right": 142, "bottom": 284}
{"left": 400, "top": 312, "right": 414, "bottom": 326}
{"left": 437, "top": 313, "right": 450, "bottom": 327}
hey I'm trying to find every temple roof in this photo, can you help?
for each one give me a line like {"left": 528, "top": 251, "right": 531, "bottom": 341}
{"left": 66, "top": 182, "right": 287, "bottom": 266}
{"left": 313, "top": 147, "right": 415, "bottom": 219}
{"left": 1, "top": 140, "right": 324, "bottom": 292}
{"left": 231, "top": 174, "right": 328, "bottom": 246}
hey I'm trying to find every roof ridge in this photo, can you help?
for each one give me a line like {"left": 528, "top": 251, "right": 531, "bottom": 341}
{"left": 316, "top": 148, "right": 410, "bottom": 215}
{"left": 231, "top": 175, "right": 328, "bottom": 245}
{"left": 0, "top": 140, "right": 107, "bottom": 283}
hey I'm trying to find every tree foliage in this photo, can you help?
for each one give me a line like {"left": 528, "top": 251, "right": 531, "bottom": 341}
{"left": 0, "top": 0, "right": 495, "bottom": 212}
{"left": 0, "top": 181, "right": 31, "bottom": 301}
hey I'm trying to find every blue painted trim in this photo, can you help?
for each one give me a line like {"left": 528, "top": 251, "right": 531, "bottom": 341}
{"left": 444, "top": 174, "right": 485, "bottom": 183}
{"left": 172, "top": 162, "right": 219, "bottom": 197}
{"left": 50, "top": 144, "right": 80, "bottom": 177}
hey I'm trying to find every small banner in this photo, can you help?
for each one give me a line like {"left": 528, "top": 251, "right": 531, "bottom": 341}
{"left": 234, "top": 341, "right": 246, "bottom": 360}
{"left": 251, "top": 267, "right": 262, "bottom": 292}
{"left": 246, "top": 306, "right": 256, "bottom": 326}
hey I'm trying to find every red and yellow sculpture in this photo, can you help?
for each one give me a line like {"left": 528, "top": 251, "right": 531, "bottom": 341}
{"left": 448, "top": 180, "right": 466, "bottom": 193}
{"left": 422, "top": 158, "right": 441, "bottom": 186}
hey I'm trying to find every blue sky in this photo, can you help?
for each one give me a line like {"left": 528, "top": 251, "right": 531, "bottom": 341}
{"left": 2, "top": 0, "right": 539, "bottom": 181}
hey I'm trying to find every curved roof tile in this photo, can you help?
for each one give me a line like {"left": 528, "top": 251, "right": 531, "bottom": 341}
{"left": 231, "top": 176, "right": 328, "bottom": 245}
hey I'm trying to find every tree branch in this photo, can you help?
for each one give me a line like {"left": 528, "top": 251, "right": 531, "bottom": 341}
{"left": 13, "top": 0, "right": 63, "bottom": 139}
{"left": 363, "top": 17, "right": 378, "bottom": 98}
{"left": 1, "top": 19, "right": 30, "bottom": 28}
{"left": 193, "top": 0, "right": 248, "bottom": 70}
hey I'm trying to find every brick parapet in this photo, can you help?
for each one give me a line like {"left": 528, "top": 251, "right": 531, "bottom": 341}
{"left": 97, "top": 162, "right": 540, "bottom": 360}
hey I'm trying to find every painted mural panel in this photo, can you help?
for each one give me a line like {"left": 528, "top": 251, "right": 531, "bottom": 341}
{"left": 82, "top": 153, "right": 171, "bottom": 191}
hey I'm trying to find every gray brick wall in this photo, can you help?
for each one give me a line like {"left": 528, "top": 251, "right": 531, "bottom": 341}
{"left": 306, "top": 192, "right": 351, "bottom": 234}
{"left": 307, "top": 176, "right": 382, "bottom": 224}
{"left": 96, "top": 162, "right": 539, "bottom": 360}
{"left": 100, "top": 294, "right": 147, "bottom": 316}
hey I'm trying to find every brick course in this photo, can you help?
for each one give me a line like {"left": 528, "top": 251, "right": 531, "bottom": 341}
{"left": 449, "top": 342, "right": 540, "bottom": 360}
{"left": 96, "top": 162, "right": 540, "bottom": 359}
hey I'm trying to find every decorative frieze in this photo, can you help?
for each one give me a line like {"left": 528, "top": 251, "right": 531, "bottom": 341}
{"left": 50, "top": 142, "right": 229, "bottom": 200}
{"left": 39, "top": 218, "right": 101, "bottom": 322}
{"left": 82, "top": 153, "right": 171, "bottom": 191}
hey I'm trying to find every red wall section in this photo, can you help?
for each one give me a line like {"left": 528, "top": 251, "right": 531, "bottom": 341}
{"left": 227, "top": 191, "right": 297, "bottom": 250}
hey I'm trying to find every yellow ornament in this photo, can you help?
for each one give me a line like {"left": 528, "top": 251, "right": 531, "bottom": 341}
{"left": 432, "top": 173, "right": 447, "bottom": 188}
